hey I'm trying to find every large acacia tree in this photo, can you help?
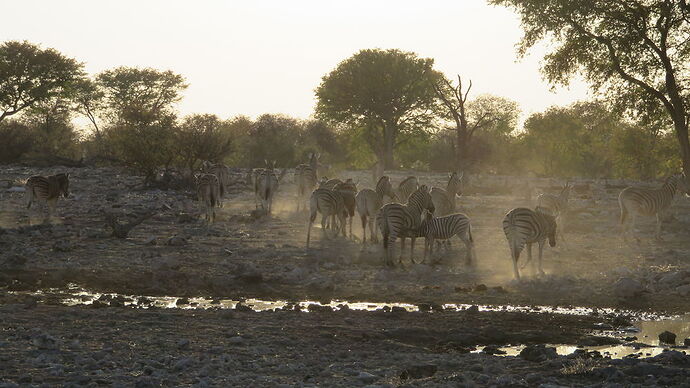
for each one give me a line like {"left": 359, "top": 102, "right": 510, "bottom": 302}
{"left": 0, "top": 41, "right": 83, "bottom": 123}
{"left": 491, "top": 0, "right": 690, "bottom": 175}
{"left": 315, "top": 49, "right": 440, "bottom": 169}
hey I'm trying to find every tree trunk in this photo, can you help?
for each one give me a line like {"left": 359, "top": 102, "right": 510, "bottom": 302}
{"left": 383, "top": 123, "right": 396, "bottom": 169}
{"left": 672, "top": 115, "right": 690, "bottom": 177}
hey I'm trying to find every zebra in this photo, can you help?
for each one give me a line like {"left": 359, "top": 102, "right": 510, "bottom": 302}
{"left": 419, "top": 210, "right": 475, "bottom": 265}
{"left": 397, "top": 176, "right": 419, "bottom": 203}
{"left": 255, "top": 161, "right": 280, "bottom": 214}
{"left": 319, "top": 177, "right": 343, "bottom": 190}
{"left": 537, "top": 182, "right": 571, "bottom": 241}
{"left": 377, "top": 185, "right": 435, "bottom": 266}
{"left": 25, "top": 173, "right": 70, "bottom": 222}
{"left": 333, "top": 179, "right": 358, "bottom": 238}
{"left": 295, "top": 153, "right": 319, "bottom": 212}
{"left": 196, "top": 173, "right": 221, "bottom": 223}
{"left": 201, "top": 161, "right": 230, "bottom": 206}
{"left": 619, "top": 173, "right": 688, "bottom": 241}
{"left": 502, "top": 207, "right": 557, "bottom": 280}
{"left": 355, "top": 175, "right": 398, "bottom": 244}
{"left": 430, "top": 171, "right": 463, "bottom": 216}
{"left": 306, "top": 188, "right": 347, "bottom": 248}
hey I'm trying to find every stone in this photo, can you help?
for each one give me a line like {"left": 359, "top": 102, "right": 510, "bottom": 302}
{"left": 166, "top": 236, "right": 188, "bottom": 246}
{"left": 356, "top": 372, "right": 378, "bottom": 384}
{"left": 519, "top": 344, "right": 558, "bottom": 362}
{"left": 613, "top": 277, "right": 644, "bottom": 298}
{"left": 399, "top": 364, "right": 437, "bottom": 380}
{"left": 684, "top": 338, "right": 690, "bottom": 346}
{"left": 177, "top": 339, "right": 190, "bottom": 350}
{"left": 675, "top": 284, "right": 690, "bottom": 297}
{"left": 659, "top": 331, "right": 676, "bottom": 345}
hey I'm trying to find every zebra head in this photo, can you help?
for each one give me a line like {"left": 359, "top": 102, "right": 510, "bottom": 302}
{"left": 56, "top": 173, "right": 70, "bottom": 198}
{"left": 448, "top": 171, "right": 463, "bottom": 196}
{"left": 409, "top": 184, "right": 434, "bottom": 214}
{"left": 535, "top": 206, "right": 557, "bottom": 247}
{"left": 376, "top": 175, "right": 398, "bottom": 201}
{"left": 675, "top": 173, "right": 690, "bottom": 196}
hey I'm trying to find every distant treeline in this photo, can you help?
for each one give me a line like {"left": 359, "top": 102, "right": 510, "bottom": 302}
{"left": 0, "top": 41, "right": 680, "bottom": 181}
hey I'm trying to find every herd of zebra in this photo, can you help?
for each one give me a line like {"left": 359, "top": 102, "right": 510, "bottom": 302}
{"left": 19, "top": 157, "right": 689, "bottom": 280}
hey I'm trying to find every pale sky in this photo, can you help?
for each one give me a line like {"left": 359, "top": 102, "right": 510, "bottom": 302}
{"left": 2, "top": 0, "right": 590, "bottom": 122}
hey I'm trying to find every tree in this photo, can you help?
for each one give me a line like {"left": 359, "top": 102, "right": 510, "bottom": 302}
{"left": 491, "top": 0, "right": 690, "bottom": 175}
{"left": 0, "top": 40, "right": 83, "bottom": 123}
{"left": 71, "top": 77, "right": 105, "bottom": 139}
{"left": 176, "top": 114, "right": 233, "bottom": 172}
{"left": 96, "top": 66, "right": 187, "bottom": 125}
{"left": 315, "top": 49, "right": 439, "bottom": 169}
{"left": 245, "top": 114, "right": 301, "bottom": 167}
{"left": 432, "top": 74, "right": 519, "bottom": 170}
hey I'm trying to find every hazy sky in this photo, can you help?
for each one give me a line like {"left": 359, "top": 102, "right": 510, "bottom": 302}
{"left": 2, "top": 0, "right": 590, "bottom": 121}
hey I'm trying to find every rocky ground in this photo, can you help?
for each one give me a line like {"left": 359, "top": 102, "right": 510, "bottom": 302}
{"left": 2, "top": 165, "right": 690, "bottom": 386}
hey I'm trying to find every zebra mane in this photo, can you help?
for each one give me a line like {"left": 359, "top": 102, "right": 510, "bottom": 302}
{"left": 399, "top": 176, "right": 417, "bottom": 187}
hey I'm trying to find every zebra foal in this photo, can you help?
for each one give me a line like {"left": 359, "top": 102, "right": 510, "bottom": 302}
{"left": 202, "top": 161, "right": 230, "bottom": 206}
{"left": 537, "top": 182, "right": 571, "bottom": 240}
{"left": 255, "top": 161, "right": 281, "bottom": 214}
{"left": 619, "top": 173, "right": 688, "bottom": 241}
{"left": 377, "top": 185, "right": 435, "bottom": 266}
{"left": 25, "top": 173, "right": 70, "bottom": 222}
{"left": 355, "top": 176, "right": 398, "bottom": 244}
{"left": 502, "top": 207, "right": 557, "bottom": 280}
{"left": 420, "top": 210, "right": 475, "bottom": 265}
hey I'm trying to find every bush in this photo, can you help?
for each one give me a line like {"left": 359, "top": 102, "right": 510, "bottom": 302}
{"left": 0, "top": 120, "right": 33, "bottom": 163}
{"left": 176, "top": 114, "right": 233, "bottom": 172}
{"left": 105, "top": 113, "right": 177, "bottom": 182}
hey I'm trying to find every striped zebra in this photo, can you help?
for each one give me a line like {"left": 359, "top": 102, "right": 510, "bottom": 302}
{"left": 202, "top": 161, "right": 231, "bottom": 206}
{"left": 196, "top": 173, "right": 221, "bottom": 223}
{"left": 397, "top": 176, "right": 419, "bottom": 203}
{"left": 25, "top": 173, "right": 70, "bottom": 222}
{"left": 333, "top": 179, "right": 358, "bottom": 238}
{"left": 295, "top": 153, "right": 320, "bottom": 212}
{"left": 431, "top": 171, "right": 463, "bottom": 217}
{"left": 537, "top": 182, "right": 571, "bottom": 240}
{"left": 319, "top": 177, "right": 343, "bottom": 190}
{"left": 376, "top": 185, "right": 435, "bottom": 266}
{"left": 255, "top": 161, "right": 281, "bottom": 214}
{"left": 306, "top": 188, "right": 347, "bottom": 248}
{"left": 619, "top": 173, "right": 688, "bottom": 241}
{"left": 502, "top": 207, "right": 557, "bottom": 280}
{"left": 355, "top": 175, "right": 398, "bottom": 244}
{"left": 419, "top": 210, "right": 475, "bottom": 265}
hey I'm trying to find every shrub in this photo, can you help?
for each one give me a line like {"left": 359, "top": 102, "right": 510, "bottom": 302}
{"left": 0, "top": 120, "right": 33, "bottom": 163}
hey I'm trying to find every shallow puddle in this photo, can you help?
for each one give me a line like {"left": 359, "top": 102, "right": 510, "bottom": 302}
{"left": 9, "top": 284, "right": 690, "bottom": 360}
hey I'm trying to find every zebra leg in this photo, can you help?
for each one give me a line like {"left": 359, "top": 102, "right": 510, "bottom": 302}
{"left": 423, "top": 237, "right": 429, "bottom": 264}
{"left": 46, "top": 198, "right": 57, "bottom": 223}
{"left": 360, "top": 215, "right": 367, "bottom": 245}
{"left": 537, "top": 240, "right": 546, "bottom": 276}
{"left": 460, "top": 235, "right": 472, "bottom": 265}
{"left": 512, "top": 252, "right": 521, "bottom": 281}
{"left": 525, "top": 243, "right": 533, "bottom": 273}
{"left": 410, "top": 237, "right": 416, "bottom": 264}
{"left": 306, "top": 210, "right": 317, "bottom": 248}
{"left": 371, "top": 218, "right": 378, "bottom": 243}
{"left": 655, "top": 212, "right": 663, "bottom": 241}
{"left": 399, "top": 238, "right": 406, "bottom": 264}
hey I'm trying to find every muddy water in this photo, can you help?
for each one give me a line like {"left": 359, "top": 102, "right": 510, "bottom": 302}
{"left": 12, "top": 285, "right": 690, "bottom": 360}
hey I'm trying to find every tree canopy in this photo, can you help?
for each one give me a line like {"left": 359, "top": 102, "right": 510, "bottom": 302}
{"left": 490, "top": 0, "right": 690, "bottom": 174}
{"left": 315, "top": 48, "right": 440, "bottom": 168}
{"left": 0, "top": 41, "right": 83, "bottom": 123}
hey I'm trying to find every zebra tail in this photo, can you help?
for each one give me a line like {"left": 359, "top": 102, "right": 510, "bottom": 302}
{"left": 619, "top": 198, "right": 628, "bottom": 225}
{"left": 381, "top": 208, "right": 390, "bottom": 249}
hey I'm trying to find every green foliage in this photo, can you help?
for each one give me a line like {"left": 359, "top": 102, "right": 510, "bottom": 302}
{"left": 105, "top": 112, "right": 177, "bottom": 182}
{"left": 0, "top": 120, "right": 32, "bottom": 163}
{"left": 0, "top": 41, "right": 84, "bottom": 123}
{"left": 97, "top": 67, "right": 187, "bottom": 125}
{"left": 176, "top": 114, "right": 233, "bottom": 171}
{"left": 490, "top": 0, "right": 690, "bottom": 172}
{"left": 22, "top": 97, "right": 80, "bottom": 159}
{"left": 315, "top": 48, "right": 440, "bottom": 168}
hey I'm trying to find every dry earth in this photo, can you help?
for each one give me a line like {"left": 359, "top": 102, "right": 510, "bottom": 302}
{"left": 1, "top": 165, "right": 690, "bottom": 386}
